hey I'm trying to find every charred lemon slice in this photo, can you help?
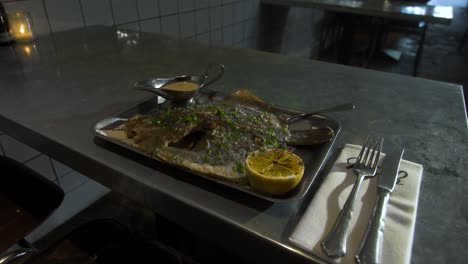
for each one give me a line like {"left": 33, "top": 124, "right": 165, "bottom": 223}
{"left": 246, "top": 149, "right": 304, "bottom": 196}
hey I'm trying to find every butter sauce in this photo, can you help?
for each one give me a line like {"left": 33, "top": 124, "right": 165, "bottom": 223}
{"left": 162, "top": 81, "right": 200, "bottom": 92}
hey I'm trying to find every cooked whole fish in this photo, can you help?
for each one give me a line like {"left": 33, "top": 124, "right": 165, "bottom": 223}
{"left": 107, "top": 90, "right": 334, "bottom": 184}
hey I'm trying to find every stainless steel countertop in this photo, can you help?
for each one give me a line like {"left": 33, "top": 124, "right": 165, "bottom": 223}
{"left": 0, "top": 27, "right": 466, "bottom": 264}
{"left": 262, "top": 0, "right": 453, "bottom": 25}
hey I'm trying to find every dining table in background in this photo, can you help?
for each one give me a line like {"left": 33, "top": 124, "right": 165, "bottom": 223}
{"left": 0, "top": 26, "right": 466, "bottom": 263}
{"left": 261, "top": 0, "right": 454, "bottom": 75}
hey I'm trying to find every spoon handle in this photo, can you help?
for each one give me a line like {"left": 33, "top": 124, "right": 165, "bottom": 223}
{"left": 134, "top": 84, "right": 171, "bottom": 99}
{"left": 202, "top": 64, "right": 224, "bottom": 87}
{"left": 287, "top": 103, "right": 355, "bottom": 124}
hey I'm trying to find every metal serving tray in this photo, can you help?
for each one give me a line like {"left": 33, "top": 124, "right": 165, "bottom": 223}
{"left": 92, "top": 92, "right": 340, "bottom": 202}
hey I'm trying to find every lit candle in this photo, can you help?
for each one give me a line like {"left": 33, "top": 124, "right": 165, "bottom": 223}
{"left": 7, "top": 11, "right": 34, "bottom": 42}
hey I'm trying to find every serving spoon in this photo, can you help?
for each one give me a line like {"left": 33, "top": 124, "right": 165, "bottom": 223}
{"left": 286, "top": 103, "right": 355, "bottom": 124}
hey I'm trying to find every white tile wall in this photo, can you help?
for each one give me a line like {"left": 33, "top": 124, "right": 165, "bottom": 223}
{"left": 5, "top": 0, "right": 319, "bottom": 59}
{"left": 249, "top": 0, "right": 260, "bottom": 19}
{"left": 211, "top": 28, "right": 222, "bottom": 45}
{"left": 196, "top": 0, "right": 210, "bottom": 8}
{"left": 25, "top": 178, "right": 109, "bottom": 243}
{"left": 24, "top": 155, "right": 57, "bottom": 183}
{"left": 0, "top": 134, "right": 109, "bottom": 242}
{"left": 159, "top": 0, "right": 178, "bottom": 16}
{"left": 112, "top": 0, "right": 138, "bottom": 24}
{"left": 233, "top": 23, "right": 243, "bottom": 42}
{"left": 197, "top": 32, "right": 210, "bottom": 44}
{"left": 210, "top": 6, "right": 222, "bottom": 29}
{"left": 180, "top": 11, "right": 195, "bottom": 38}
{"left": 59, "top": 171, "right": 89, "bottom": 193}
{"left": 178, "top": 0, "right": 195, "bottom": 12}
{"left": 223, "top": 25, "right": 233, "bottom": 45}
{"left": 195, "top": 9, "right": 209, "bottom": 34}
{"left": 117, "top": 22, "right": 140, "bottom": 31}
{"left": 1, "top": 135, "right": 40, "bottom": 163}
{"left": 244, "top": 19, "right": 257, "bottom": 39}
{"left": 209, "top": 0, "right": 222, "bottom": 7}
{"left": 222, "top": 4, "right": 233, "bottom": 26}
{"left": 52, "top": 159, "right": 73, "bottom": 178}
{"left": 45, "top": 0, "right": 84, "bottom": 32}
{"left": 161, "top": 14, "right": 179, "bottom": 37}
{"left": 137, "top": 0, "right": 159, "bottom": 19}
{"left": 140, "top": 18, "right": 161, "bottom": 33}
{"left": 233, "top": 1, "right": 244, "bottom": 22}
{"left": 81, "top": 0, "right": 114, "bottom": 26}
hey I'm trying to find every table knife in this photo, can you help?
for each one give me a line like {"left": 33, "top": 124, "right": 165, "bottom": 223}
{"left": 355, "top": 148, "right": 405, "bottom": 264}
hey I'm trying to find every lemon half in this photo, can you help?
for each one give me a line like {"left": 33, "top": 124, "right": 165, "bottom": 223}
{"left": 246, "top": 149, "right": 304, "bottom": 196}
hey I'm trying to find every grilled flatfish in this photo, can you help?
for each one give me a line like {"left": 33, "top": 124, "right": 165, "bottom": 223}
{"left": 107, "top": 90, "right": 333, "bottom": 184}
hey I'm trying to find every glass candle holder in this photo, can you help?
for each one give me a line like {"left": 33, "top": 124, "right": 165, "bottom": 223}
{"left": 8, "top": 11, "right": 34, "bottom": 42}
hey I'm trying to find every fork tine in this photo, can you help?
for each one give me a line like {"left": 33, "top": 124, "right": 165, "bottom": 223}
{"left": 367, "top": 137, "right": 378, "bottom": 167}
{"left": 361, "top": 136, "right": 374, "bottom": 166}
{"left": 372, "top": 138, "right": 383, "bottom": 168}
{"left": 355, "top": 136, "right": 370, "bottom": 165}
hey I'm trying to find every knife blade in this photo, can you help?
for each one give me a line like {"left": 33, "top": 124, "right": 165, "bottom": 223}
{"left": 355, "top": 148, "right": 405, "bottom": 264}
{"left": 378, "top": 148, "right": 405, "bottom": 192}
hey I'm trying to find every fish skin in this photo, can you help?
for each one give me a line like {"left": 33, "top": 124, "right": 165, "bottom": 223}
{"left": 113, "top": 91, "right": 333, "bottom": 184}
{"left": 123, "top": 102, "right": 288, "bottom": 184}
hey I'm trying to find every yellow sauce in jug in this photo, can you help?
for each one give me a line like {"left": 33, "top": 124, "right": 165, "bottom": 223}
{"left": 162, "top": 81, "right": 200, "bottom": 92}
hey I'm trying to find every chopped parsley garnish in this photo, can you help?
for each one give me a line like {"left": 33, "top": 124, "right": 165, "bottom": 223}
{"left": 182, "top": 115, "right": 198, "bottom": 122}
{"left": 232, "top": 162, "right": 245, "bottom": 174}
{"left": 152, "top": 120, "right": 162, "bottom": 126}
{"left": 216, "top": 108, "right": 226, "bottom": 117}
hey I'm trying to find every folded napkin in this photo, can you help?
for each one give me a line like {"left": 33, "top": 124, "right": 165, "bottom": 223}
{"left": 289, "top": 144, "right": 423, "bottom": 264}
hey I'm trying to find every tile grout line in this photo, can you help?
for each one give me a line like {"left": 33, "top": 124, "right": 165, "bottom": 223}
{"left": 156, "top": 0, "right": 162, "bottom": 33}
{"left": 135, "top": 0, "right": 141, "bottom": 30}
{"left": 117, "top": 6, "right": 256, "bottom": 26}
{"left": 65, "top": 177, "right": 91, "bottom": 194}
{"left": 206, "top": 1, "right": 212, "bottom": 46}
{"left": 48, "top": 156, "right": 61, "bottom": 186}
{"left": 193, "top": 0, "right": 198, "bottom": 39}
{"left": 231, "top": 1, "right": 235, "bottom": 45}
{"left": 172, "top": 18, "right": 256, "bottom": 42}
{"left": 108, "top": 0, "right": 116, "bottom": 26}
{"left": 21, "top": 153, "right": 43, "bottom": 164}
{"left": 58, "top": 169, "right": 75, "bottom": 180}
{"left": 41, "top": 0, "right": 54, "bottom": 35}
{"left": 77, "top": 0, "right": 87, "bottom": 28}
{"left": 176, "top": 0, "right": 181, "bottom": 38}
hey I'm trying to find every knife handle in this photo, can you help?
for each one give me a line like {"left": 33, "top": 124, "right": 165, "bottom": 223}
{"left": 355, "top": 189, "right": 390, "bottom": 264}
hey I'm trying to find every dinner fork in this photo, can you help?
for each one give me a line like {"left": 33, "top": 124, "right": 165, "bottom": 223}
{"left": 321, "top": 136, "right": 383, "bottom": 258}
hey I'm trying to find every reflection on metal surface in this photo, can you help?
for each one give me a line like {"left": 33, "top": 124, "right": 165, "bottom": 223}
{"left": 7, "top": 11, "right": 34, "bottom": 42}
{"left": 383, "top": 0, "right": 391, "bottom": 9}
{"left": 350, "top": 0, "right": 363, "bottom": 7}
{"left": 16, "top": 43, "right": 37, "bottom": 58}
{"left": 433, "top": 6, "right": 453, "bottom": 19}
{"left": 23, "top": 45, "right": 31, "bottom": 55}
{"left": 401, "top": 6, "right": 427, "bottom": 16}
{"left": 116, "top": 29, "right": 139, "bottom": 46}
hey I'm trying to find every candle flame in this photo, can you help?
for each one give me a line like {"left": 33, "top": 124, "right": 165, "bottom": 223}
{"left": 19, "top": 24, "right": 26, "bottom": 34}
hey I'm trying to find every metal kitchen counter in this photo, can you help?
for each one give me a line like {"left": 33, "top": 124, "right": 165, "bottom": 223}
{"left": 0, "top": 26, "right": 466, "bottom": 263}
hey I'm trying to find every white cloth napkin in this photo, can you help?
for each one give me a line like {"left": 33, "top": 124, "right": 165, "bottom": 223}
{"left": 289, "top": 144, "right": 423, "bottom": 264}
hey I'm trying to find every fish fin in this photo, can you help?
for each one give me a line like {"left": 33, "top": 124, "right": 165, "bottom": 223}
{"left": 222, "top": 89, "right": 273, "bottom": 112}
